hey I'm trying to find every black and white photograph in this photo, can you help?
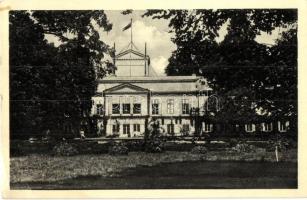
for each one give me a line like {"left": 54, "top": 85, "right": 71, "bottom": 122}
{"left": 5, "top": 7, "right": 300, "bottom": 192}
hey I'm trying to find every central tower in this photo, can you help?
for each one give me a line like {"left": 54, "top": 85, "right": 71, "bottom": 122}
{"left": 113, "top": 18, "right": 156, "bottom": 77}
{"left": 114, "top": 43, "right": 154, "bottom": 77}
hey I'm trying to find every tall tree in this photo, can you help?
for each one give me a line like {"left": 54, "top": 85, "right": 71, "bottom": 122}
{"left": 143, "top": 9, "right": 297, "bottom": 126}
{"left": 10, "top": 10, "right": 114, "bottom": 139}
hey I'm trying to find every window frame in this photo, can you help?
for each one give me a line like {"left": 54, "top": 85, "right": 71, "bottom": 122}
{"left": 152, "top": 99, "right": 160, "bottom": 115}
{"left": 245, "top": 124, "right": 254, "bottom": 132}
{"left": 133, "top": 124, "right": 140, "bottom": 132}
{"left": 112, "top": 124, "right": 120, "bottom": 134}
{"left": 167, "top": 124, "right": 174, "bottom": 134}
{"left": 263, "top": 122, "right": 273, "bottom": 132}
{"left": 182, "top": 99, "right": 190, "bottom": 115}
{"left": 203, "top": 123, "right": 212, "bottom": 132}
{"left": 167, "top": 99, "right": 174, "bottom": 114}
{"left": 96, "top": 104, "right": 103, "bottom": 115}
{"left": 279, "top": 121, "right": 288, "bottom": 132}
{"left": 133, "top": 103, "right": 141, "bottom": 114}
{"left": 123, "top": 124, "right": 130, "bottom": 135}
{"left": 122, "top": 103, "right": 131, "bottom": 114}
{"left": 182, "top": 124, "right": 190, "bottom": 132}
{"left": 112, "top": 104, "right": 120, "bottom": 114}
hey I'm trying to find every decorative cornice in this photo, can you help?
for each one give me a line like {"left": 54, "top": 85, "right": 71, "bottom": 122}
{"left": 104, "top": 83, "right": 149, "bottom": 94}
{"left": 98, "top": 79, "right": 199, "bottom": 84}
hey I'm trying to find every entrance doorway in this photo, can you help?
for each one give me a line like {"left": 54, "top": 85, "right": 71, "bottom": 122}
{"left": 123, "top": 124, "right": 131, "bottom": 137}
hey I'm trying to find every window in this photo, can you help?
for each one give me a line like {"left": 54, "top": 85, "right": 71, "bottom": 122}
{"left": 183, "top": 124, "right": 190, "bottom": 132}
{"left": 167, "top": 124, "right": 174, "bottom": 134}
{"left": 204, "top": 123, "right": 212, "bottom": 132}
{"left": 123, "top": 104, "right": 131, "bottom": 114}
{"left": 112, "top": 104, "right": 120, "bottom": 114}
{"left": 123, "top": 124, "right": 130, "bottom": 135}
{"left": 279, "top": 121, "right": 288, "bottom": 132}
{"left": 112, "top": 124, "right": 120, "bottom": 133}
{"left": 133, "top": 124, "right": 140, "bottom": 132}
{"left": 263, "top": 123, "right": 273, "bottom": 132}
{"left": 96, "top": 104, "right": 103, "bottom": 115}
{"left": 133, "top": 104, "right": 141, "bottom": 114}
{"left": 167, "top": 99, "right": 174, "bottom": 114}
{"left": 152, "top": 99, "right": 159, "bottom": 115}
{"left": 182, "top": 99, "right": 190, "bottom": 114}
{"left": 245, "top": 124, "right": 254, "bottom": 132}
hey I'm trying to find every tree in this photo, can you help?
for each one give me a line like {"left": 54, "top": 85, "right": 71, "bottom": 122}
{"left": 143, "top": 9, "right": 297, "bottom": 130}
{"left": 9, "top": 10, "right": 114, "bottom": 139}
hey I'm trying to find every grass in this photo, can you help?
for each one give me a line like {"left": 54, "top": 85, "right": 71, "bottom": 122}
{"left": 10, "top": 149, "right": 297, "bottom": 185}
{"left": 11, "top": 159, "right": 297, "bottom": 189}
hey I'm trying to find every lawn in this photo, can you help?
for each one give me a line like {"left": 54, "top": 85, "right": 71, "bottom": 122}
{"left": 10, "top": 150, "right": 297, "bottom": 189}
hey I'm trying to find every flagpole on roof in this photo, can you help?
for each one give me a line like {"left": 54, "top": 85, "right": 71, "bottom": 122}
{"left": 130, "top": 18, "right": 133, "bottom": 50}
{"left": 130, "top": 18, "right": 132, "bottom": 75}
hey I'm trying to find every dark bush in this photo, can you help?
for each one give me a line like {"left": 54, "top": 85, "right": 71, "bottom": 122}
{"left": 144, "top": 138, "right": 164, "bottom": 153}
{"left": 231, "top": 142, "right": 257, "bottom": 153}
{"left": 10, "top": 140, "right": 55, "bottom": 156}
{"left": 108, "top": 142, "right": 129, "bottom": 155}
{"left": 52, "top": 142, "right": 79, "bottom": 156}
{"left": 266, "top": 138, "right": 295, "bottom": 152}
{"left": 229, "top": 138, "right": 239, "bottom": 147}
{"left": 10, "top": 145, "right": 25, "bottom": 157}
{"left": 125, "top": 140, "right": 145, "bottom": 152}
{"left": 144, "top": 119, "right": 165, "bottom": 153}
{"left": 73, "top": 141, "right": 109, "bottom": 154}
{"left": 191, "top": 145, "right": 208, "bottom": 154}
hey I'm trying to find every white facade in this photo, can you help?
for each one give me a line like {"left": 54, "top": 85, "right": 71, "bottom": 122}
{"left": 91, "top": 44, "right": 210, "bottom": 137}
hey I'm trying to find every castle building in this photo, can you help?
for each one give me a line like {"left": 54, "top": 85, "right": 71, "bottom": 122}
{"left": 90, "top": 21, "right": 291, "bottom": 137}
{"left": 91, "top": 42, "right": 211, "bottom": 137}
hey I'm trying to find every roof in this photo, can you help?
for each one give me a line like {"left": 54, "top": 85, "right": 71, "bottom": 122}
{"left": 99, "top": 75, "right": 201, "bottom": 82}
{"left": 104, "top": 83, "right": 149, "bottom": 94}
{"left": 97, "top": 75, "right": 211, "bottom": 93}
{"left": 115, "top": 44, "right": 158, "bottom": 77}
{"left": 116, "top": 49, "right": 149, "bottom": 59}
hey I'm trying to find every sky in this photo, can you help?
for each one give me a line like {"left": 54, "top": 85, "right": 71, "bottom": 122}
{"left": 46, "top": 10, "right": 283, "bottom": 76}
{"left": 99, "top": 10, "right": 176, "bottom": 76}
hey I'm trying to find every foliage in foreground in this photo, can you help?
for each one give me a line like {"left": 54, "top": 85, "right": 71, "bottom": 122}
{"left": 190, "top": 146, "right": 208, "bottom": 154}
{"left": 143, "top": 9, "right": 297, "bottom": 130}
{"left": 108, "top": 142, "right": 129, "bottom": 155}
{"left": 144, "top": 119, "right": 165, "bottom": 153}
{"left": 10, "top": 11, "right": 114, "bottom": 139}
{"left": 52, "top": 142, "right": 79, "bottom": 156}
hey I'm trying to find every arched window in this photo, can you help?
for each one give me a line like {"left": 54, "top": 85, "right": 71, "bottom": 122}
{"left": 205, "top": 95, "right": 220, "bottom": 112}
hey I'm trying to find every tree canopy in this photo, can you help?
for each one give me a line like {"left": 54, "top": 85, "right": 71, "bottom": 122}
{"left": 143, "top": 9, "right": 297, "bottom": 124}
{"left": 10, "top": 10, "right": 114, "bottom": 139}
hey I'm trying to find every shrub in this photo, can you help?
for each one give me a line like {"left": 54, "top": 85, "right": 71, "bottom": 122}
{"left": 266, "top": 138, "right": 296, "bottom": 152}
{"left": 73, "top": 141, "right": 109, "bottom": 154}
{"left": 191, "top": 145, "right": 208, "bottom": 154}
{"left": 144, "top": 138, "right": 164, "bottom": 153}
{"left": 108, "top": 142, "right": 129, "bottom": 155}
{"left": 144, "top": 119, "right": 165, "bottom": 153}
{"left": 231, "top": 142, "right": 257, "bottom": 153}
{"left": 52, "top": 142, "right": 79, "bottom": 156}
{"left": 10, "top": 144, "right": 25, "bottom": 157}
{"left": 125, "top": 140, "right": 144, "bottom": 152}
{"left": 229, "top": 138, "right": 239, "bottom": 147}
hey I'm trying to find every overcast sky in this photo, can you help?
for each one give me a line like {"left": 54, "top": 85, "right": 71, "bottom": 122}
{"left": 99, "top": 10, "right": 176, "bottom": 76}
{"left": 46, "top": 10, "right": 283, "bottom": 76}
{"left": 99, "top": 10, "right": 283, "bottom": 76}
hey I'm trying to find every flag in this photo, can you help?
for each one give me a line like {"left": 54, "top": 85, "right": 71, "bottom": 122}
{"left": 122, "top": 21, "right": 132, "bottom": 31}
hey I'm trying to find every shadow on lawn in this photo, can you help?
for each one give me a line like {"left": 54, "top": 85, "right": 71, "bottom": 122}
{"left": 11, "top": 160, "right": 297, "bottom": 190}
